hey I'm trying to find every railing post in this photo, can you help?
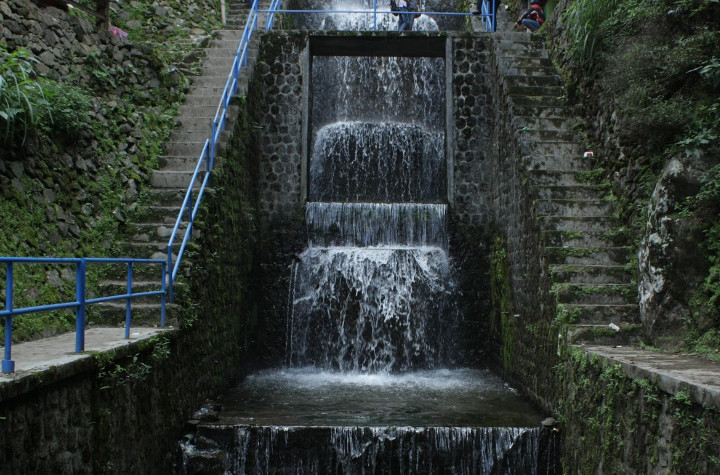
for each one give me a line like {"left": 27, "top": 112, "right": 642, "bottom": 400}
{"left": 125, "top": 262, "right": 132, "bottom": 339}
{"left": 161, "top": 262, "right": 167, "bottom": 328}
{"left": 75, "top": 259, "right": 86, "bottom": 353}
{"left": 374, "top": 0, "right": 378, "bottom": 30}
{"left": 2, "top": 262, "right": 15, "bottom": 373}
{"left": 167, "top": 249, "right": 174, "bottom": 303}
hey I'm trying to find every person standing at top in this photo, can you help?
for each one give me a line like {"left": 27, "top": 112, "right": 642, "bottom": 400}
{"left": 516, "top": 1, "right": 546, "bottom": 32}
{"left": 391, "top": 0, "right": 417, "bottom": 31}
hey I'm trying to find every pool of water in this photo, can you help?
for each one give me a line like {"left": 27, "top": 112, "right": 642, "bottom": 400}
{"left": 214, "top": 367, "right": 545, "bottom": 427}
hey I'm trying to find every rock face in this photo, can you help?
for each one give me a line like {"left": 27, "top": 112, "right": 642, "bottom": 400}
{"left": 639, "top": 156, "right": 712, "bottom": 348}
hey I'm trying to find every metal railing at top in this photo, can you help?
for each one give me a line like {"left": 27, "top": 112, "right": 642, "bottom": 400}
{"left": 165, "top": 0, "right": 495, "bottom": 300}
{"left": 0, "top": 257, "right": 166, "bottom": 373}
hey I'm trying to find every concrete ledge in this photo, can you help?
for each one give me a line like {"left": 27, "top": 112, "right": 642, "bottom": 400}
{"left": 0, "top": 327, "right": 175, "bottom": 402}
{"left": 582, "top": 345, "right": 720, "bottom": 410}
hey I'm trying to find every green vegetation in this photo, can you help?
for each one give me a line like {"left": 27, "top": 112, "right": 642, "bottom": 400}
{"left": 489, "top": 236, "right": 516, "bottom": 371}
{"left": 0, "top": 0, "right": 222, "bottom": 342}
{"left": 555, "top": 0, "right": 720, "bottom": 354}
{"left": 560, "top": 333, "right": 720, "bottom": 473}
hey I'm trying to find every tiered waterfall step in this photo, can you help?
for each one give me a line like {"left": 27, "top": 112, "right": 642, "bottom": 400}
{"left": 495, "top": 31, "right": 640, "bottom": 345}
{"left": 94, "top": 6, "right": 266, "bottom": 326}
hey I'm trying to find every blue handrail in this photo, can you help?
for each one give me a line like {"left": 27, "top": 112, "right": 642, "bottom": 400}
{"left": 164, "top": 0, "right": 496, "bottom": 300}
{"left": 1, "top": 257, "right": 166, "bottom": 373}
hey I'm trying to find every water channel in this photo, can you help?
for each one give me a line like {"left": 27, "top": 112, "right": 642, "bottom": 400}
{"left": 179, "top": 3, "right": 550, "bottom": 472}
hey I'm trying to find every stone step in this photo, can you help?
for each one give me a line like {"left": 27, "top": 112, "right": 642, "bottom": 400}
{"left": 534, "top": 199, "right": 614, "bottom": 218}
{"left": 550, "top": 264, "right": 634, "bottom": 285}
{"left": 176, "top": 104, "right": 224, "bottom": 117}
{"left": 543, "top": 228, "right": 629, "bottom": 248}
{"left": 509, "top": 104, "right": 569, "bottom": 119}
{"left": 173, "top": 115, "right": 218, "bottom": 128}
{"left": 129, "top": 221, "right": 193, "bottom": 242}
{"left": 186, "top": 84, "right": 229, "bottom": 97}
{"left": 523, "top": 140, "right": 583, "bottom": 157}
{"left": 145, "top": 188, "right": 191, "bottom": 206}
{"left": 506, "top": 84, "right": 565, "bottom": 99}
{"left": 502, "top": 74, "right": 562, "bottom": 88}
{"left": 151, "top": 169, "right": 209, "bottom": 188}
{"left": 510, "top": 115, "right": 578, "bottom": 133}
{"left": 545, "top": 246, "right": 632, "bottom": 266}
{"left": 531, "top": 183, "right": 610, "bottom": 200}
{"left": 538, "top": 215, "right": 621, "bottom": 233}
{"left": 507, "top": 93, "right": 565, "bottom": 108}
{"left": 164, "top": 141, "right": 208, "bottom": 157}
{"left": 498, "top": 62, "right": 555, "bottom": 77}
{"left": 554, "top": 283, "right": 637, "bottom": 306}
{"left": 159, "top": 155, "right": 206, "bottom": 170}
{"left": 169, "top": 128, "right": 212, "bottom": 142}
{"left": 559, "top": 303, "right": 640, "bottom": 325}
{"left": 567, "top": 323, "right": 642, "bottom": 345}
{"left": 525, "top": 155, "right": 592, "bottom": 172}
{"left": 529, "top": 169, "right": 589, "bottom": 186}
{"left": 516, "top": 128, "right": 579, "bottom": 144}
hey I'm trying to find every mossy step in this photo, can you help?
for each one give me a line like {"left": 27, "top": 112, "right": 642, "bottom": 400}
{"left": 567, "top": 323, "right": 642, "bottom": 346}
{"left": 554, "top": 283, "right": 637, "bottom": 306}
{"left": 506, "top": 83, "right": 565, "bottom": 97}
{"left": 146, "top": 188, "right": 210, "bottom": 206}
{"left": 531, "top": 183, "right": 610, "bottom": 200}
{"left": 558, "top": 303, "right": 640, "bottom": 325}
{"left": 151, "top": 169, "right": 207, "bottom": 189}
{"left": 534, "top": 198, "right": 614, "bottom": 218}
{"left": 516, "top": 129, "right": 579, "bottom": 144}
{"left": 524, "top": 141, "right": 583, "bottom": 157}
{"left": 550, "top": 264, "right": 634, "bottom": 285}
{"left": 129, "top": 222, "right": 193, "bottom": 243}
{"left": 503, "top": 74, "right": 562, "bottom": 88}
{"left": 507, "top": 94, "right": 565, "bottom": 108}
{"left": 543, "top": 229, "right": 630, "bottom": 248}
{"left": 528, "top": 169, "right": 597, "bottom": 186}
{"left": 509, "top": 104, "right": 569, "bottom": 118}
{"left": 510, "top": 115, "right": 578, "bottom": 133}
{"left": 525, "top": 155, "right": 593, "bottom": 172}
{"left": 132, "top": 205, "right": 185, "bottom": 224}
{"left": 158, "top": 155, "right": 207, "bottom": 170}
{"left": 538, "top": 215, "right": 620, "bottom": 232}
{"left": 545, "top": 246, "right": 632, "bottom": 266}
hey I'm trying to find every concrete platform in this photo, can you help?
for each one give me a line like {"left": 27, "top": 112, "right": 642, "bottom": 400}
{"left": 582, "top": 345, "right": 720, "bottom": 410}
{"left": 0, "top": 327, "right": 174, "bottom": 401}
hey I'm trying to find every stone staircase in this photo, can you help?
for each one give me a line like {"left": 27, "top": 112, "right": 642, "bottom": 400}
{"left": 492, "top": 28, "right": 640, "bottom": 345}
{"left": 93, "top": 1, "right": 269, "bottom": 325}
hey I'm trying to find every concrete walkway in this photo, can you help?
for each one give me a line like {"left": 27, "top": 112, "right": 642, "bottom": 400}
{"left": 0, "top": 327, "right": 174, "bottom": 400}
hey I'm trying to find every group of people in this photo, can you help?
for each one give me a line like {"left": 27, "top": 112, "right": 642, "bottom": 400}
{"left": 389, "top": 0, "right": 548, "bottom": 33}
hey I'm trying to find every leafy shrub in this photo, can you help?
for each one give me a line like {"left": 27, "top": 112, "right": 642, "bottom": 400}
{"left": 0, "top": 46, "right": 50, "bottom": 149}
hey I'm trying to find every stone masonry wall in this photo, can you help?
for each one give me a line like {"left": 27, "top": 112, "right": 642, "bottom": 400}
{"left": 449, "top": 33, "right": 496, "bottom": 365}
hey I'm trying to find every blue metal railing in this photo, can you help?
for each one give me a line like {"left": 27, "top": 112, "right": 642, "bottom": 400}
{"left": 165, "top": 0, "right": 495, "bottom": 299}
{"left": 1, "top": 257, "right": 166, "bottom": 373}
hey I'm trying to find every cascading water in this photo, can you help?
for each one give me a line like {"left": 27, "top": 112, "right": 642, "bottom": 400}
{"left": 179, "top": 3, "right": 555, "bottom": 472}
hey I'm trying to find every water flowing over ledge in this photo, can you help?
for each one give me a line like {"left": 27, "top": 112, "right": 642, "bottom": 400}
{"left": 309, "top": 122, "right": 445, "bottom": 203}
{"left": 181, "top": 425, "right": 542, "bottom": 474}
{"left": 305, "top": 202, "right": 448, "bottom": 248}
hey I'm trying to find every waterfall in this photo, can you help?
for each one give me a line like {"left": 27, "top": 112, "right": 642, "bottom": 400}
{"left": 179, "top": 4, "right": 557, "bottom": 472}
